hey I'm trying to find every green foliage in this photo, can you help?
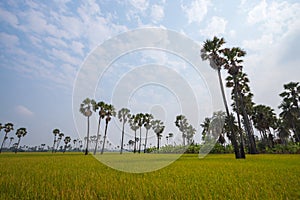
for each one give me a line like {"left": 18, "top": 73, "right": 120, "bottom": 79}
{"left": 0, "top": 153, "right": 299, "bottom": 199}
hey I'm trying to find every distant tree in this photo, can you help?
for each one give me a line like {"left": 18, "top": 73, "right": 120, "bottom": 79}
{"left": 0, "top": 123, "right": 14, "bottom": 153}
{"left": 143, "top": 113, "right": 153, "bottom": 153}
{"left": 63, "top": 136, "right": 71, "bottom": 153}
{"left": 152, "top": 120, "right": 165, "bottom": 150}
{"left": 55, "top": 132, "right": 64, "bottom": 153}
{"left": 80, "top": 98, "right": 94, "bottom": 155}
{"left": 135, "top": 113, "right": 144, "bottom": 153}
{"left": 8, "top": 137, "right": 14, "bottom": 148}
{"left": 52, "top": 129, "right": 60, "bottom": 153}
{"left": 129, "top": 114, "right": 139, "bottom": 153}
{"left": 91, "top": 101, "right": 106, "bottom": 155}
{"left": 15, "top": 128, "right": 27, "bottom": 153}
{"left": 175, "top": 115, "right": 188, "bottom": 145}
{"left": 101, "top": 104, "right": 116, "bottom": 154}
{"left": 118, "top": 108, "right": 131, "bottom": 154}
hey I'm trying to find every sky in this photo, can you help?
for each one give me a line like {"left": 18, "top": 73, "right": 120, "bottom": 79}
{"left": 0, "top": 0, "right": 299, "bottom": 148}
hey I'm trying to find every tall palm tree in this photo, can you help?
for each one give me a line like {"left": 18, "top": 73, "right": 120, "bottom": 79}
{"left": 175, "top": 115, "right": 188, "bottom": 145}
{"left": 152, "top": 120, "right": 165, "bottom": 150}
{"left": 129, "top": 114, "right": 139, "bottom": 153}
{"left": 0, "top": 123, "right": 14, "bottom": 153}
{"left": 52, "top": 129, "right": 60, "bottom": 153}
{"left": 143, "top": 113, "right": 153, "bottom": 153}
{"left": 223, "top": 47, "right": 250, "bottom": 158}
{"left": 63, "top": 136, "right": 71, "bottom": 153}
{"left": 200, "top": 117, "right": 211, "bottom": 141}
{"left": 92, "top": 101, "right": 106, "bottom": 155}
{"left": 101, "top": 104, "right": 116, "bottom": 154}
{"left": 201, "top": 37, "right": 244, "bottom": 158}
{"left": 55, "top": 132, "right": 64, "bottom": 153}
{"left": 226, "top": 71, "right": 258, "bottom": 154}
{"left": 80, "top": 98, "right": 93, "bottom": 155}
{"left": 15, "top": 127, "right": 27, "bottom": 153}
{"left": 118, "top": 108, "right": 131, "bottom": 154}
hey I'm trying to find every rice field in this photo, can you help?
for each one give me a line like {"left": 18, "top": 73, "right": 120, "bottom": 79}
{"left": 0, "top": 153, "right": 299, "bottom": 200}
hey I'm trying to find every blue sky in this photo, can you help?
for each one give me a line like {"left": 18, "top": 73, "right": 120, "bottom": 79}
{"left": 0, "top": 0, "right": 300, "bottom": 148}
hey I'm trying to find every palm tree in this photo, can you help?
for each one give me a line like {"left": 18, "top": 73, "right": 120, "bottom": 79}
{"left": 201, "top": 37, "right": 244, "bottom": 158}
{"left": 279, "top": 82, "right": 300, "bottom": 142}
{"left": 175, "top": 115, "right": 188, "bottom": 145}
{"left": 92, "top": 101, "right": 105, "bottom": 155}
{"left": 0, "top": 123, "right": 14, "bottom": 153}
{"left": 8, "top": 137, "right": 14, "bottom": 148}
{"left": 222, "top": 47, "right": 249, "bottom": 158}
{"left": 200, "top": 117, "right": 211, "bottom": 141}
{"left": 80, "top": 98, "right": 93, "bottom": 155}
{"left": 129, "top": 114, "right": 139, "bottom": 153}
{"left": 101, "top": 104, "right": 116, "bottom": 154}
{"left": 226, "top": 71, "right": 258, "bottom": 154}
{"left": 15, "top": 127, "right": 27, "bottom": 153}
{"left": 168, "top": 133, "right": 174, "bottom": 146}
{"left": 186, "top": 124, "right": 196, "bottom": 145}
{"left": 134, "top": 113, "right": 144, "bottom": 153}
{"left": 143, "top": 113, "right": 153, "bottom": 153}
{"left": 63, "top": 136, "right": 71, "bottom": 153}
{"left": 152, "top": 120, "right": 165, "bottom": 150}
{"left": 118, "top": 108, "right": 131, "bottom": 154}
{"left": 55, "top": 132, "right": 64, "bottom": 153}
{"left": 52, "top": 129, "right": 60, "bottom": 153}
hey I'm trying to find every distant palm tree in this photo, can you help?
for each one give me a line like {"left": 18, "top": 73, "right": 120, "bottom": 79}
{"left": 135, "top": 113, "right": 144, "bottom": 153}
{"left": 143, "top": 113, "right": 153, "bottom": 153}
{"left": 15, "top": 128, "right": 27, "bottom": 153}
{"left": 0, "top": 123, "right": 14, "bottom": 153}
{"left": 55, "top": 132, "right": 64, "bottom": 153}
{"left": 92, "top": 101, "right": 106, "bottom": 155}
{"left": 52, "top": 129, "right": 60, "bottom": 153}
{"left": 63, "top": 136, "right": 71, "bottom": 153}
{"left": 175, "top": 115, "right": 188, "bottom": 145}
{"left": 118, "top": 108, "right": 131, "bottom": 154}
{"left": 80, "top": 98, "right": 94, "bottom": 155}
{"left": 101, "top": 104, "right": 116, "bottom": 154}
{"left": 129, "top": 114, "right": 139, "bottom": 153}
{"left": 168, "top": 133, "right": 174, "bottom": 146}
{"left": 8, "top": 137, "right": 14, "bottom": 148}
{"left": 152, "top": 120, "right": 165, "bottom": 150}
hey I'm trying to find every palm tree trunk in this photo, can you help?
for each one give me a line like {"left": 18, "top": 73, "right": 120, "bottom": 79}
{"left": 94, "top": 117, "right": 102, "bottom": 155}
{"left": 157, "top": 136, "right": 160, "bottom": 150}
{"left": 134, "top": 130, "right": 137, "bottom": 153}
{"left": 218, "top": 69, "right": 241, "bottom": 159}
{"left": 138, "top": 127, "right": 142, "bottom": 153}
{"left": 52, "top": 136, "right": 56, "bottom": 153}
{"left": 85, "top": 116, "right": 90, "bottom": 155}
{"left": 144, "top": 129, "right": 149, "bottom": 153}
{"left": 0, "top": 133, "right": 8, "bottom": 154}
{"left": 101, "top": 122, "right": 108, "bottom": 154}
{"left": 234, "top": 78, "right": 245, "bottom": 159}
{"left": 15, "top": 137, "right": 21, "bottom": 154}
{"left": 120, "top": 121, "right": 125, "bottom": 154}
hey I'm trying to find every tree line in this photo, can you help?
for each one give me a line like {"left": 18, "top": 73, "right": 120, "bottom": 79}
{"left": 0, "top": 123, "right": 27, "bottom": 153}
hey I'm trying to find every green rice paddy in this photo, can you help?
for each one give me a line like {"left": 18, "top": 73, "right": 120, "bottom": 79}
{"left": 0, "top": 153, "right": 299, "bottom": 199}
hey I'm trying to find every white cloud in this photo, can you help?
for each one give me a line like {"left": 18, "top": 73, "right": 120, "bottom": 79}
{"left": 247, "top": 0, "right": 267, "bottom": 24}
{"left": 0, "top": 7, "right": 19, "bottom": 28}
{"left": 200, "top": 16, "right": 227, "bottom": 37}
{"left": 129, "top": 0, "right": 149, "bottom": 12}
{"left": 0, "top": 32, "right": 19, "bottom": 48}
{"left": 151, "top": 4, "right": 164, "bottom": 23}
{"left": 15, "top": 105, "right": 34, "bottom": 117}
{"left": 181, "top": 0, "right": 211, "bottom": 24}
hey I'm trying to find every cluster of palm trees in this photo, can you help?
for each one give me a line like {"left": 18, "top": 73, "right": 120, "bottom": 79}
{"left": 0, "top": 123, "right": 27, "bottom": 153}
{"left": 51, "top": 128, "right": 72, "bottom": 153}
{"left": 79, "top": 98, "right": 169, "bottom": 155}
{"left": 175, "top": 115, "right": 196, "bottom": 146}
{"left": 201, "top": 36, "right": 300, "bottom": 158}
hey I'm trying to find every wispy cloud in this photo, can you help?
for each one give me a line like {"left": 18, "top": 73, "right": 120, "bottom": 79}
{"left": 181, "top": 0, "right": 211, "bottom": 24}
{"left": 15, "top": 105, "right": 34, "bottom": 117}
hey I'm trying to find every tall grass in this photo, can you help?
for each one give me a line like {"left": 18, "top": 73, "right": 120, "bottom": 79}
{"left": 0, "top": 153, "right": 299, "bottom": 199}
